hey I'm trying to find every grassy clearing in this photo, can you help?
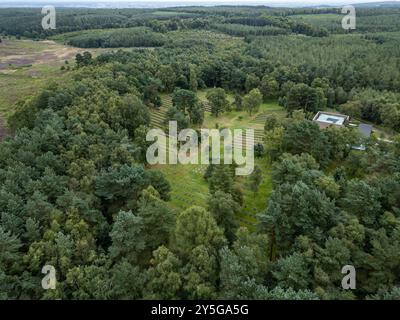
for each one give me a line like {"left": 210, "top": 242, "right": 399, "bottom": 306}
{"left": 153, "top": 163, "right": 210, "bottom": 209}
{"left": 290, "top": 13, "right": 343, "bottom": 32}
{"left": 0, "top": 39, "right": 56, "bottom": 57}
{"left": 203, "top": 101, "right": 284, "bottom": 131}
{"left": 240, "top": 156, "right": 273, "bottom": 228}
{"left": 0, "top": 62, "right": 69, "bottom": 117}
{"left": 198, "top": 89, "right": 285, "bottom": 131}
{"left": 0, "top": 39, "right": 79, "bottom": 117}
{"left": 152, "top": 11, "right": 192, "bottom": 17}
{"left": 150, "top": 90, "right": 283, "bottom": 228}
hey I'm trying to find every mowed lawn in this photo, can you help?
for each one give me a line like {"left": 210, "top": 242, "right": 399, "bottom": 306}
{"left": 152, "top": 163, "right": 210, "bottom": 209}
{"left": 150, "top": 90, "right": 283, "bottom": 229}
{"left": 197, "top": 88, "right": 285, "bottom": 130}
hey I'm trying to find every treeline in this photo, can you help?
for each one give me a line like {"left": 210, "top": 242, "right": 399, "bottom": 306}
{"left": 225, "top": 15, "right": 329, "bottom": 37}
{"left": 246, "top": 33, "right": 400, "bottom": 94}
{"left": 85, "top": 27, "right": 400, "bottom": 131}
{"left": 62, "top": 27, "right": 166, "bottom": 48}
{"left": 0, "top": 8, "right": 199, "bottom": 39}
{"left": 4, "top": 6, "right": 400, "bottom": 40}
{"left": 290, "top": 12, "right": 400, "bottom": 34}
{"left": 340, "top": 88, "right": 400, "bottom": 132}
{"left": 212, "top": 23, "right": 289, "bottom": 37}
{"left": 0, "top": 8, "right": 134, "bottom": 38}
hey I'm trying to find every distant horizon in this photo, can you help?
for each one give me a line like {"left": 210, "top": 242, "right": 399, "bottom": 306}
{"left": 1, "top": 0, "right": 400, "bottom": 9}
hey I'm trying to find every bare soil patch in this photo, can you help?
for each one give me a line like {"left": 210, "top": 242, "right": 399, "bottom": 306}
{"left": 0, "top": 40, "right": 81, "bottom": 71}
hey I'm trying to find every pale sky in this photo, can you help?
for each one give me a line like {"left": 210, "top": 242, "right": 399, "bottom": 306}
{"left": 1, "top": 0, "right": 399, "bottom": 3}
{"left": 1, "top": 0, "right": 399, "bottom": 7}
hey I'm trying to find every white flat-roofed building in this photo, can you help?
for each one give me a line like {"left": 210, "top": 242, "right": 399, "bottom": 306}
{"left": 313, "top": 111, "right": 350, "bottom": 129}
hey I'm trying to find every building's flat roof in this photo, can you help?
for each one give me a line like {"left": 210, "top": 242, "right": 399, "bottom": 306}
{"left": 315, "top": 113, "right": 347, "bottom": 126}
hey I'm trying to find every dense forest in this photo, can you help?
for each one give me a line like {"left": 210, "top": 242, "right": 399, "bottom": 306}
{"left": 0, "top": 5, "right": 400, "bottom": 300}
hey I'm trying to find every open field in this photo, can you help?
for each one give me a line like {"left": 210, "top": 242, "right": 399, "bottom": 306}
{"left": 0, "top": 39, "right": 127, "bottom": 122}
{"left": 0, "top": 39, "right": 127, "bottom": 138}
{"left": 0, "top": 39, "right": 79, "bottom": 69}
{"left": 0, "top": 39, "right": 81, "bottom": 118}
{"left": 0, "top": 39, "right": 79, "bottom": 137}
